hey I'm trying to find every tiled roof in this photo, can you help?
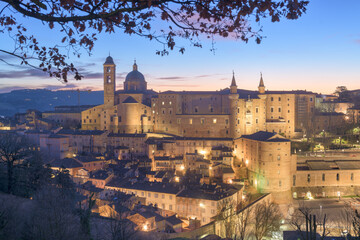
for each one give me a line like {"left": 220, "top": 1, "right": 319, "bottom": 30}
{"left": 266, "top": 90, "right": 315, "bottom": 95}
{"left": 48, "top": 134, "right": 68, "bottom": 139}
{"left": 106, "top": 180, "right": 181, "bottom": 194}
{"left": 50, "top": 158, "right": 83, "bottom": 168}
{"left": 122, "top": 96, "right": 138, "bottom": 103}
{"left": 166, "top": 215, "right": 183, "bottom": 226}
{"left": 90, "top": 170, "right": 111, "bottom": 180}
{"left": 177, "top": 184, "right": 240, "bottom": 201}
{"left": 240, "top": 131, "right": 290, "bottom": 142}
{"left": 57, "top": 129, "right": 106, "bottom": 135}
{"left": 108, "top": 133, "right": 146, "bottom": 138}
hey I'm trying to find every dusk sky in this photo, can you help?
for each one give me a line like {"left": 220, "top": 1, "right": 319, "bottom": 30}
{"left": 0, "top": 0, "right": 359, "bottom": 94}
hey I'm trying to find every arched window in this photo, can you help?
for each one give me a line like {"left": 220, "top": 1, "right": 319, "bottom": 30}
{"left": 107, "top": 76, "right": 111, "bottom": 83}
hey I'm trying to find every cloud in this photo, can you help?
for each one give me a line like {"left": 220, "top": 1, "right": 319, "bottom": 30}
{"left": 150, "top": 84, "right": 201, "bottom": 88}
{"left": 0, "top": 68, "right": 48, "bottom": 79}
{"left": 155, "top": 76, "right": 186, "bottom": 81}
{"left": 154, "top": 73, "right": 223, "bottom": 82}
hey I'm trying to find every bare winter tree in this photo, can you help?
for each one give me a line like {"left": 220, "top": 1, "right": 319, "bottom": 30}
{"left": 235, "top": 197, "right": 254, "bottom": 240}
{"left": 0, "top": 0, "right": 308, "bottom": 82}
{"left": 216, "top": 198, "right": 237, "bottom": 238}
{"left": 0, "top": 133, "right": 31, "bottom": 194}
{"left": 97, "top": 201, "right": 137, "bottom": 240}
{"left": 290, "top": 202, "right": 330, "bottom": 240}
{"left": 253, "top": 200, "right": 282, "bottom": 240}
{"left": 23, "top": 185, "right": 87, "bottom": 240}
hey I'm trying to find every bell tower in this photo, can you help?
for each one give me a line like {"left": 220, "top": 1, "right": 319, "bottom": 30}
{"left": 103, "top": 55, "right": 116, "bottom": 105}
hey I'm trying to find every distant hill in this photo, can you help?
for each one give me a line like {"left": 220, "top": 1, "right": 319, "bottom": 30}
{"left": 0, "top": 89, "right": 103, "bottom": 116}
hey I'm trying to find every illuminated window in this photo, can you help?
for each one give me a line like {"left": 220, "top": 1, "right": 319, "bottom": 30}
{"left": 213, "top": 118, "right": 217, "bottom": 124}
{"left": 106, "top": 76, "right": 111, "bottom": 83}
{"left": 162, "top": 101, "right": 165, "bottom": 105}
{"left": 106, "top": 67, "right": 111, "bottom": 72}
{"left": 200, "top": 118, "right": 205, "bottom": 124}
{"left": 189, "top": 118, "right": 193, "bottom": 124}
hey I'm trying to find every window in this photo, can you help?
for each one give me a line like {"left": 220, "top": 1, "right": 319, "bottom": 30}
{"left": 189, "top": 118, "right": 193, "bottom": 124}
{"left": 279, "top": 180, "right": 282, "bottom": 187}
{"left": 255, "top": 119, "right": 258, "bottom": 123}
{"left": 278, "top": 107, "right": 281, "bottom": 112}
{"left": 169, "top": 204, "right": 172, "bottom": 210}
{"left": 106, "top": 67, "right": 111, "bottom": 72}
{"left": 162, "top": 101, "right": 165, "bottom": 105}
{"left": 336, "top": 173, "right": 340, "bottom": 181}
{"left": 162, "top": 204, "right": 165, "bottom": 209}
{"left": 154, "top": 193, "right": 158, "bottom": 198}
{"left": 169, "top": 101, "right": 172, "bottom": 105}
{"left": 213, "top": 118, "right": 217, "bottom": 124}
{"left": 255, "top": 107, "right": 259, "bottom": 113}
{"left": 195, "top": 107, "right": 198, "bottom": 113}
{"left": 322, "top": 174, "right": 325, "bottom": 181}
{"left": 271, "top": 97, "right": 274, "bottom": 101}
{"left": 106, "top": 76, "right": 111, "bottom": 83}
{"left": 310, "top": 97, "right": 313, "bottom": 102}
{"left": 169, "top": 195, "right": 173, "bottom": 200}
{"left": 162, "top": 194, "right": 165, "bottom": 199}
{"left": 351, "top": 173, "right": 354, "bottom": 181}
{"left": 307, "top": 174, "right": 311, "bottom": 183}
{"left": 277, "top": 155, "right": 280, "bottom": 160}
{"left": 293, "top": 175, "right": 296, "bottom": 186}
{"left": 148, "top": 193, "right": 151, "bottom": 197}
{"left": 177, "top": 118, "right": 181, "bottom": 124}
{"left": 271, "top": 107, "right": 274, "bottom": 113}
{"left": 278, "top": 97, "right": 281, "bottom": 101}
{"left": 225, "top": 119, "right": 229, "bottom": 124}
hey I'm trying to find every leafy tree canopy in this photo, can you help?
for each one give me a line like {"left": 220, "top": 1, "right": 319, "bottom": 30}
{"left": 0, "top": 0, "right": 308, "bottom": 82}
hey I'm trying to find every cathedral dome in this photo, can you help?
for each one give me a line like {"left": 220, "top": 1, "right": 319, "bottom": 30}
{"left": 124, "top": 61, "right": 147, "bottom": 92}
{"left": 125, "top": 62, "right": 145, "bottom": 82}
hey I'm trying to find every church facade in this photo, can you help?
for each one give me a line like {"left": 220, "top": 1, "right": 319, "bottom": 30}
{"left": 81, "top": 56, "right": 316, "bottom": 139}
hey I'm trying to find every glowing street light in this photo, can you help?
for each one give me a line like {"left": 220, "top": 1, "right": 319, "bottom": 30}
{"left": 180, "top": 165, "right": 185, "bottom": 171}
{"left": 200, "top": 150, "right": 206, "bottom": 155}
{"left": 143, "top": 224, "right": 148, "bottom": 231}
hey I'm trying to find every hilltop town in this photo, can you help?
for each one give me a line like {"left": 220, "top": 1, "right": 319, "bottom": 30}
{"left": 1, "top": 56, "right": 360, "bottom": 239}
